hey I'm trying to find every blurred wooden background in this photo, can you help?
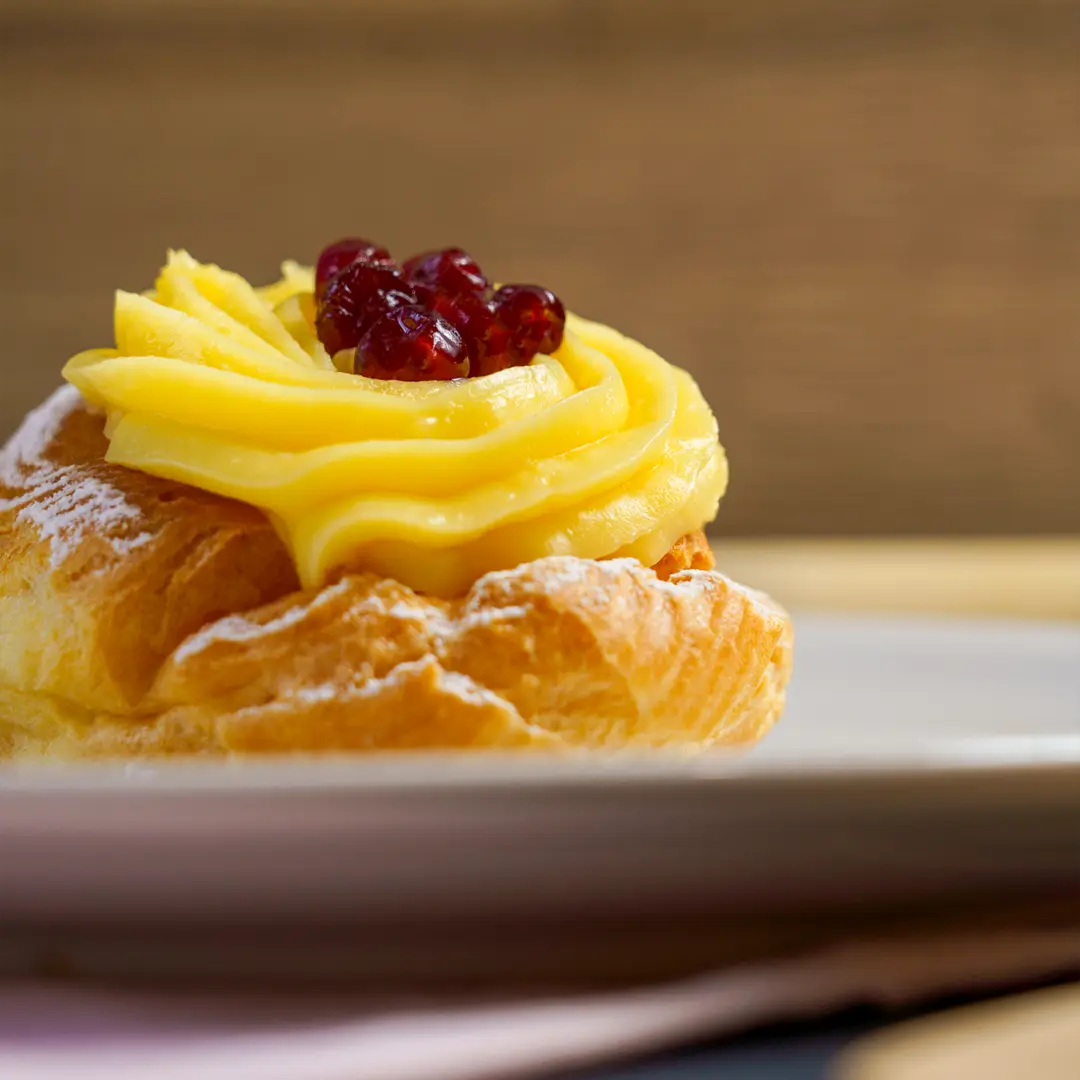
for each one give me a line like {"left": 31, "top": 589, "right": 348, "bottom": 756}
{"left": 2, "top": 0, "right": 1078, "bottom": 536}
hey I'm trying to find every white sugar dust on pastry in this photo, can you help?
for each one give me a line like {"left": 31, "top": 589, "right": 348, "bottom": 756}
{"left": 0, "top": 239, "right": 792, "bottom": 758}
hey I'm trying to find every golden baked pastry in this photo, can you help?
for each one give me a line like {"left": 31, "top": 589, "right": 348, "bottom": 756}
{"left": 0, "top": 244, "right": 792, "bottom": 758}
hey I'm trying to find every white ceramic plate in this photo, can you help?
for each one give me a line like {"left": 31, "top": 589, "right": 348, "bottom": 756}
{"left": 1, "top": 615, "right": 1078, "bottom": 931}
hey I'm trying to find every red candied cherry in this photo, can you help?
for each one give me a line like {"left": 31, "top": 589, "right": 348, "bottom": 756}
{"left": 315, "top": 260, "right": 416, "bottom": 356}
{"left": 402, "top": 247, "right": 488, "bottom": 297}
{"left": 422, "top": 291, "right": 513, "bottom": 376}
{"left": 495, "top": 284, "right": 566, "bottom": 361}
{"left": 356, "top": 306, "right": 469, "bottom": 381}
{"left": 315, "top": 238, "right": 393, "bottom": 296}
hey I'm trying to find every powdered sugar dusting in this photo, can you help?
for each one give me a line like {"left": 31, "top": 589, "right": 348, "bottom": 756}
{"left": 532, "top": 556, "right": 642, "bottom": 589}
{"left": 0, "top": 386, "right": 84, "bottom": 487}
{"left": 459, "top": 604, "right": 528, "bottom": 631}
{"left": 172, "top": 578, "right": 356, "bottom": 663}
{"left": 287, "top": 657, "right": 512, "bottom": 714}
{"left": 435, "top": 667, "right": 515, "bottom": 711}
{"left": 5, "top": 470, "right": 153, "bottom": 568}
{"left": 387, "top": 600, "right": 436, "bottom": 623}
{"left": 652, "top": 568, "right": 719, "bottom": 598}
{"left": 1, "top": 387, "right": 152, "bottom": 569}
{"left": 172, "top": 611, "right": 295, "bottom": 665}
{"left": 475, "top": 556, "right": 639, "bottom": 595}
{"left": 468, "top": 555, "right": 721, "bottom": 617}
{"left": 359, "top": 592, "right": 453, "bottom": 637}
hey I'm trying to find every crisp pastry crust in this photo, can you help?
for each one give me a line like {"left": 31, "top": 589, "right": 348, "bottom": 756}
{"left": 1, "top": 388, "right": 792, "bottom": 758}
{"left": 650, "top": 529, "right": 716, "bottom": 579}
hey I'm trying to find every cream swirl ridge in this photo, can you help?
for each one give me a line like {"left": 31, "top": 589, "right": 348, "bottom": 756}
{"left": 63, "top": 251, "right": 727, "bottom": 595}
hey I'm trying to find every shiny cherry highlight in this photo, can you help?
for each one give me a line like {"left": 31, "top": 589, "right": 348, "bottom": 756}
{"left": 355, "top": 306, "right": 469, "bottom": 381}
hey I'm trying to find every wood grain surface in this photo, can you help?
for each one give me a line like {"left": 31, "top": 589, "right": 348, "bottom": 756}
{"left": 2, "top": 0, "right": 1079, "bottom": 535}
{"left": 712, "top": 538, "right": 1080, "bottom": 619}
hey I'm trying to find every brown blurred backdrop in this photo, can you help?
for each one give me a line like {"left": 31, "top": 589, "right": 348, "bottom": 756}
{"left": 2, "top": 0, "right": 1078, "bottom": 536}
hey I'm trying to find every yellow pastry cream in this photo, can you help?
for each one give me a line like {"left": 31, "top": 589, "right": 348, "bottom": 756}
{"left": 63, "top": 251, "right": 728, "bottom": 596}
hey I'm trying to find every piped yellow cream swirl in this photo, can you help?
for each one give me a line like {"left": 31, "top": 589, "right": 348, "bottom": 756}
{"left": 63, "top": 251, "right": 727, "bottom": 596}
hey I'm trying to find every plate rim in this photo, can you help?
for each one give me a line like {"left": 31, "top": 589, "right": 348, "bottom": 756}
{"left": 1, "top": 734, "right": 1078, "bottom": 798}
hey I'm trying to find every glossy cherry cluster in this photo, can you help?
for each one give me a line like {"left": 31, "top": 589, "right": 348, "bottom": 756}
{"left": 314, "top": 238, "right": 566, "bottom": 381}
